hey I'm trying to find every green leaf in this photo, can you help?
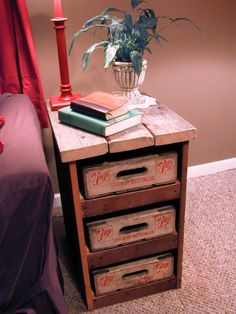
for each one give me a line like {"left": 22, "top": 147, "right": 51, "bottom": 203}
{"left": 104, "top": 44, "right": 119, "bottom": 68}
{"left": 174, "top": 17, "right": 202, "bottom": 33}
{"left": 133, "top": 23, "right": 148, "bottom": 50}
{"left": 69, "top": 28, "right": 88, "bottom": 54}
{"left": 143, "top": 9, "right": 156, "bottom": 19}
{"left": 155, "top": 34, "right": 168, "bottom": 43}
{"left": 139, "top": 16, "right": 157, "bottom": 29}
{"left": 116, "top": 42, "right": 134, "bottom": 61}
{"left": 83, "top": 15, "right": 102, "bottom": 27}
{"left": 69, "top": 24, "right": 109, "bottom": 55}
{"left": 81, "top": 41, "right": 109, "bottom": 70}
{"left": 158, "top": 16, "right": 202, "bottom": 33}
{"left": 84, "top": 15, "right": 120, "bottom": 28}
{"left": 144, "top": 46, "right": 152, "bottom": 54}
{"left": 130, "top": 51, "right": 143, "bottom": 76}
{"left": 147, "top": 32, "right": 168, "bottom": 44}
{"left": 131, "top": 0, "right": 146, "bottom": 10}
{"left": 100, "top": 7, "right": 125, "bottom": 15}
{"left": 110, "top": 20, "right": 124, "bottom": 41}
{"left": 124, "top": 13, "right": 133, "bottom": 34}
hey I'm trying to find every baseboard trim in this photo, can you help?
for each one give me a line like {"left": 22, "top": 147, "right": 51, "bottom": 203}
{"left": 53, "top": 158, "right": 236, "bottom": 213}
{"left": 187, "top": 157, "right": 236, "bottom": 178}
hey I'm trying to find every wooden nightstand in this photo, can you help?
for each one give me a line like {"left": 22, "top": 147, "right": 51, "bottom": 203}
{"left": 47, "top": 104, "right": 196, "bottom": 311}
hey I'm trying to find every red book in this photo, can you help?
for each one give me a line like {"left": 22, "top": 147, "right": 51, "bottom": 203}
{"left": 70, "top": 91, "right": 129, "bottom": 120}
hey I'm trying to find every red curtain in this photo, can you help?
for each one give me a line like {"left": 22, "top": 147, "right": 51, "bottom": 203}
{"left": 0, "top": 0, "right": 48, "bottom": 128}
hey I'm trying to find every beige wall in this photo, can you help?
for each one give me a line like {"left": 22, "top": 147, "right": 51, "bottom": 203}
{"left": 27, "top": 0, "right": 236, "bottom": 187}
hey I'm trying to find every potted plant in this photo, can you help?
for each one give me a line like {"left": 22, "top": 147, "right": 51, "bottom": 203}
{"left": 69, "top": 0, "right": 200, "bottom": 100}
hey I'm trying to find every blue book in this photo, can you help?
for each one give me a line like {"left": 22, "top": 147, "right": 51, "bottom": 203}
{"left": 58, "top": 107, "right": 141, "bottom": 137}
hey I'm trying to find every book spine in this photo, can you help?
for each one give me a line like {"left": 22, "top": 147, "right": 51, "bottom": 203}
{"left": 58, "top": 110, "right": 106, "bottom": 136}
{"left": 70, "top": 102, "right": 110, "bottom": 120}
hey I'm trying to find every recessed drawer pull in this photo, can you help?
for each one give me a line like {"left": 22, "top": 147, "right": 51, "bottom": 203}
{"left": 119, "top": 223, "right": 148, "bottom": 234}
{"left": 122, "top": 269, "right": 148, "bottom": 280}
{"left": 117, "top": 166, "right": 147, "bottom": 177}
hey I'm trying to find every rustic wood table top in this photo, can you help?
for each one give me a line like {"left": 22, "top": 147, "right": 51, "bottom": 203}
{"left": 47, "top": 104, "right": 196, "bottom": 163}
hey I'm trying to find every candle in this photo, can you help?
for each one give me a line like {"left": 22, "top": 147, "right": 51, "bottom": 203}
{"left": 53, "top": 0, "right": 62, "bottom": 17}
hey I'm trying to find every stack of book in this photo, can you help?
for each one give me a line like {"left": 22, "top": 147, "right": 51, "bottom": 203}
{"left": 58, "top": 91, "right": 142, "bottom": 137}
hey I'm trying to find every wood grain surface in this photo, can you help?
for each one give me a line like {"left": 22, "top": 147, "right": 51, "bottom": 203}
{"left": 141, "top": 105, "right": 197, "bottom": 145}
{"left": 47, "top": 107, "right": 108, "bottom": 162}
{"left": 107, "top": 123, "right": 154, "bottom": 153}
{"left": 48, "top": 104, "right": 196, "bottom": 161}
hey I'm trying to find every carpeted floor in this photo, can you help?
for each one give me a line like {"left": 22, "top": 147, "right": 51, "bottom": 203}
{"left": 53, "top": 169, "right": 236, "bottom": 314}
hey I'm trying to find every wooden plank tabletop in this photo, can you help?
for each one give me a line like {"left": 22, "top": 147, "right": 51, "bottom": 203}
{"left": 47, "top": 107, "right": 108, "bottom": 162}
{"left": 47, "top": 104, "right": 196, "bottom": 163}
{"left": 107, "top": 123, "right": 154, "bottom": 154}
{"left": 141, "top": 105, "right": 197, "bottom": 146}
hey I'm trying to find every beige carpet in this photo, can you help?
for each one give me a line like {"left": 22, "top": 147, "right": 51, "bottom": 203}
{"left": 53, "top": 169, "right": 236, "bottom": 313}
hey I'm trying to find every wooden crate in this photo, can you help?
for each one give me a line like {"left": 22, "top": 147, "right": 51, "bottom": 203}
{"left": 87, "top": 205, "right": 176, "bottom": 251}
{"left": 93, "top": 253, "right": 174, "bottom": 296}
{"left": 82, "top": 152, "right": 177, "bottom": 199}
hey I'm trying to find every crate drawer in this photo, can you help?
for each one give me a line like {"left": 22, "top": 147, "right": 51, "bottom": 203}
{"left": 92, "top": 253, "right": 174, "bottom": 296}
{"left": 82, "top": 152, "right": 177, "bottom": 199}
{"left": 87, "top": 205, "right": 176, "bottom": 251}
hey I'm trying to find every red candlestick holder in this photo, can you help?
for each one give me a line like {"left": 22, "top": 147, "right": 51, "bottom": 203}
{"left": 49, "top": 17, "right": 81, "bottom": 111}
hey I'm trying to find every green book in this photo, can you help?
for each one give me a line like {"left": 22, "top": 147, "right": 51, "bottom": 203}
{"left": 58, "top": 106, "right": 141, "bottom": 137}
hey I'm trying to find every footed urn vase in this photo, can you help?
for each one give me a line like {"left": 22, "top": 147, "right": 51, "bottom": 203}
{"left": 112, "top": 59, "right": 147, "bottom": 99}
